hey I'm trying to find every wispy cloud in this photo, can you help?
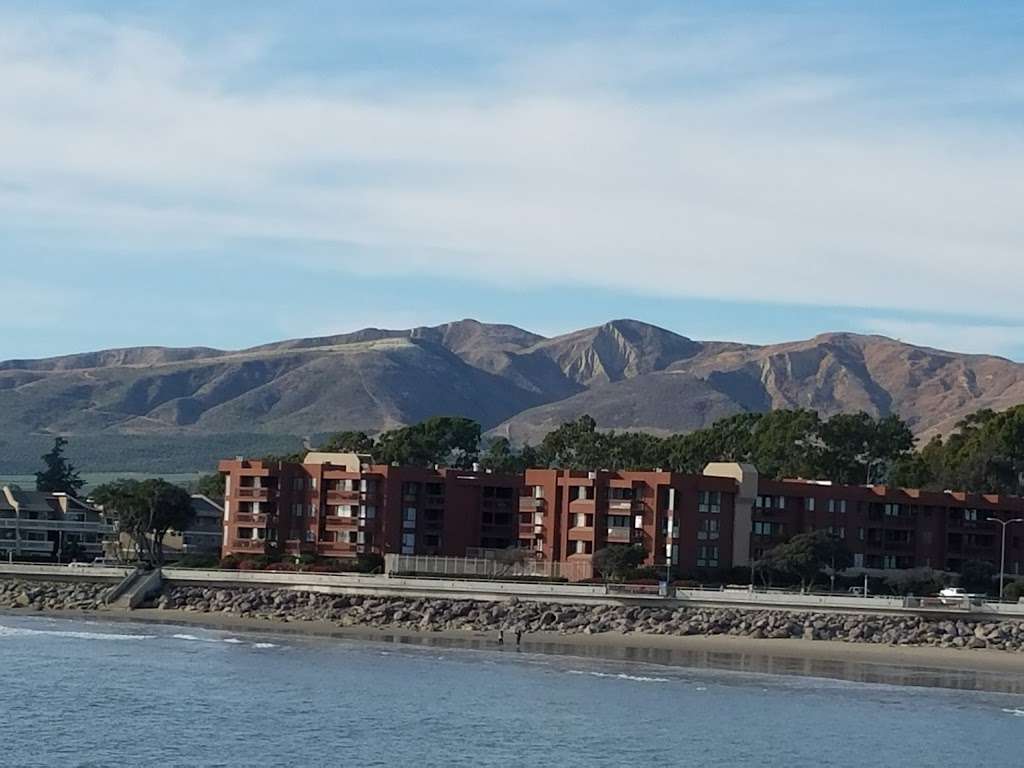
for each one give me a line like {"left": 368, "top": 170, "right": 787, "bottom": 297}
{"left": 1, "top": 4, "right": 1023, "bottom": 337}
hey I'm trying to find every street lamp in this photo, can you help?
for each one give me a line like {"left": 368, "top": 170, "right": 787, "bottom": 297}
{"left": 985, "top": 516, "right": 1024, "bottom": 601}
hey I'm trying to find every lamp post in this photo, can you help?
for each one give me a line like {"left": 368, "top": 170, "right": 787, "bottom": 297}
{"left": 985, "top": 517, "right": 1024, "bottom": 601}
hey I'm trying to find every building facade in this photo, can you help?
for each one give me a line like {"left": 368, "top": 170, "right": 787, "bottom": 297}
{"left": 218, "top": 454, "right": 1024, "bottom": 581}
{"left": 219, "top": 453, "right": 521, "bottom": 561}
{"left": 0, "top": 487, "right": 111, "bottom": 561}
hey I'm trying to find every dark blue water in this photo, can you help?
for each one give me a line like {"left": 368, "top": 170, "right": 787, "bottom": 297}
{"left": 1, "top": 615, "right": 1022, "bottom": 767}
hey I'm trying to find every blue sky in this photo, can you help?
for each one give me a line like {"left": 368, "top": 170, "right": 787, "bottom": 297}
{"left": 2, "top": 1, "right": 1023, "bottom": 360}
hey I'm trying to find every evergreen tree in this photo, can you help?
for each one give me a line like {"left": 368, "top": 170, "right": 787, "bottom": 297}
{"left": 35, "top": 437, "right": 84, "bottom": 496}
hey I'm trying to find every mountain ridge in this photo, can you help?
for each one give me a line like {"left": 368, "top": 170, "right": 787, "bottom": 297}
{"left": 2, "top": 319, "right": 1023, "bottom": 456}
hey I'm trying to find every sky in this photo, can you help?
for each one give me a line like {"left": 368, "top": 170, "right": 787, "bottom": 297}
{"left": 2, "top": 1, "right": 1023, "bottom": 361}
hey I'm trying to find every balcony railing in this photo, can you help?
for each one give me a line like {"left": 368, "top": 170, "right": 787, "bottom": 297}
{"left": 519, "top": 497, "right": 545, "bottom": 511}
{"left": 607, "top": 500, "right": 638, "bottom": 512}
{"left": 0, "top": 518, "right": 112, "bottom": 533}
{"left": 605, "top": 526, "right": 634, "bottom": 543}
{"left": 229, "top": 539, "right": 266, "bottom": 551}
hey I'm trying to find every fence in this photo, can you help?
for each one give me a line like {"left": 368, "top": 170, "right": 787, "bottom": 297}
{"left": 384, "top": 554, "right": 593, "bottom": 582}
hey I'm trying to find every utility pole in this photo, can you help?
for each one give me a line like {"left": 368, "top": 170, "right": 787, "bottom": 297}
{"left": 986, "top": 517, "right": 1024, "bottom": 601}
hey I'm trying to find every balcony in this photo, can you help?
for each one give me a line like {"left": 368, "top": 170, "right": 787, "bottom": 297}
{"left": 229, "top": 539, "right": 267, "bottom": 551}
{"left": 324, "top": 515, "right": 359, "bottom": 528}
{"left": 235, "top": 486, "right": 272, "bottom": 500}
{"left": 569, "top": 497, "right": 595, "bottom": 510}
{"left": 519, "top": 497, "right": 545, "bottom": 512}
{"left": 10, "top": 540, "right": 54, "bottom": 552}
{"left": 233, "top": 512, "right": 270, "bottom": 526}
{"left": 605, "top": 526, "right": 634, "bottom": 544}
{"left": 519, "top": 523, "right": 544, "bottom": 537}
{"left": 568, "top": 527, "right": 595, "bottom": 541}
{"left": 0, "top": 518, "right": 112, "bottom": 533}
{"left": 607, "top": 500, "right": 639, "bottom": 512}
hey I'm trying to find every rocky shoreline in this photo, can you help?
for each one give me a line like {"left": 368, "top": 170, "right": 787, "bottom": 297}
{"left": 3, "top": 580, "right": 1024, "bottom": 652}
{"left": 0, "top": 579, "right": 110, "bottom": 611}
{"left": 158, "top": 585, "right": 1024, "bottom": 651}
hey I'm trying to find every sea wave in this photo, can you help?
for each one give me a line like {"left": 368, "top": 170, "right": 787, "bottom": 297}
{"left": 252, "top": 642, "right": 278, "bottom": 649}
{"left": 0, "top": 624, "right": 154, "bottom": 641}
{"left": 1001, "top": 708, "right": 1024, "bottom": 717}
{"left": 567, "top": 669, "right": 671, "bottom": 683}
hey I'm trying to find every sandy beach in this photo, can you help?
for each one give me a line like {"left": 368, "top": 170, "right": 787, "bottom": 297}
{"left": 7, "top": 606, "right": 1024, "bottom": 693}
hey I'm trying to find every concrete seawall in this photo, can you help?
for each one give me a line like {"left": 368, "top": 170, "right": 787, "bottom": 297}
{"left": 3, "top": 563, "right": 1023, "bottom": 619}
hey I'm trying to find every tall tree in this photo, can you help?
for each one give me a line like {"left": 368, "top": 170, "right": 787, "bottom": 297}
{"left": 92, "top": 479, "right": 195, "bottom": 566}
{"left": 319, "top": 430, "right": 376, "bottom": 454}
{"left": 758, "top": 531, "right": 852, "bottom": 591}
{"left": 375, "top": 416, "right": 481, "bottom": 468}
{"left": 35, "top": 437, "right": 84, "bottom": 496}
{"left": 192, "top": 472, "right": 226, "bottom": 500}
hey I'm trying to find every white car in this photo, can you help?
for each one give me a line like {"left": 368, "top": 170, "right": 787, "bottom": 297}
{"left": 938, "top": 587, "right": 980, "bottom": 605}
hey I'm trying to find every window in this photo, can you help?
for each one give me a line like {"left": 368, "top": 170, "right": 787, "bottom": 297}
{"left": 348, "top": 531, "right": 358, "bottom": 544}
{"left": 884, "top": 503, "right": 903, "bottom": 517}
{"left": 573, "top": 513, "right": 591, "bottom": 528}
{"left": 304, "top": 530, "right": 316, "bottom": 543}
{"left": 361, "top": 505, "right": 376, "bottom": 520}
{"left": 752, "top": 521, "right": 782, "bottom": 537}
{"left": 964, "top": 509, "right": 978, "bottom": 522}
{"left": 698, "top": 518, "right": 720, "bottom": 540}
{"left": 403, "top": 508, "right": 416, "bottom": 523}
{"left": 853, "top": 553, "right": 864, "bottom": 568}
{"left": 424, "top": 534, "right": 440, "bottom": 547}
{"left": 827, "top": 526, "right": 846, "bottom": 539}
{"left": 698, "top": 491, "right": 721, "bottom": 514}
{"left": 806, "top": 497, "right": 815, "bottom": 512}
{"left": 292, "top": 503, "right": 304, "bottom": 517}
{"left": 883, "top": 555, "right": 897, "bottom": 569}
{"left": 571, "top": 540, "right": 592, "bottom": 555}
{"left": 828, "top": 499, "right": 847, "bottom": 514}
{"left": 697, "top": 545, "right": 719, "bottom": 568}
{"left": 858, "top": 527, "right": 865, "bottom": 541}
{"left": 291, "top": 477, "right": 305, "bottom": 491}
{"left": 607, "top": 515, "right": 630, "bottom": 528}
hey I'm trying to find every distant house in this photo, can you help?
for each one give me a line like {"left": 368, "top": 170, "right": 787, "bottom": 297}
{"left": 105, "top": 494, "right": 224, "bottom": 562}
{"left": 0, "top": 487, "right": 112, "bottom": 561}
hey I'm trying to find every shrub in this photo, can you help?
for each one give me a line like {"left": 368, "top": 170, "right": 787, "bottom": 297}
{"left": 174, "top": 554, "right": 220, "bottom": 569}
{"left": 1002, "top": 579, "right": 1024, "bottom": 602}
{"left": 218, "top": 555, "right": 241, "bottom": 570}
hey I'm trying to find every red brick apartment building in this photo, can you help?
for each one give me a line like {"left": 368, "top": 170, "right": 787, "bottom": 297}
{"left": 219, "top": 452, "right": 520, "bottom": 561}
{"left": 220, "top": 453, "right": 1024, "bottom": 580}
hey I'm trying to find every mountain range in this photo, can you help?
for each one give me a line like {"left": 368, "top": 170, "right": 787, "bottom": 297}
{"left": 2, "top": 319, "right": 1024, "bottom": 471}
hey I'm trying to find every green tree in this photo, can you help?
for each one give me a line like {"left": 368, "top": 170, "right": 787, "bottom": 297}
{"left": 817, "top": 412, "right": 914, "bottom": 484}
{"left": 92, "top": 479, "right": 195, "bottom": 566}
{"left": 760, "top": 531, "right": 852, "bottom": 591}
{"left": 959, "top": 559, "right": 996, "bottom": 595}
{"left": 479, "top": 437, "right": 523, "bottom": 473}
{"left": 192, "top": 472, "right": 226, "bottom": 500}
{"left": 35, "top": 437, "right": 84, "bottom": 496}
{"left": 537, "top": 415, "right": 605, "bottom": 469}
{"left": 319, "top": 430, "right": 376, "bottom": 454}
{"left": 591, "top": 544, "right": 647, "bottom": 582}
{"left": 376, "top": 416, "right": 482, "bottom": 468}
{"left": 885, "top": 567, "right": 948, "bottom": 596}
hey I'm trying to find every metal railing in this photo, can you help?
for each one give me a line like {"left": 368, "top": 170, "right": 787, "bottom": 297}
{"left": 385, "top": 554, "right": 593, "bottom": 582}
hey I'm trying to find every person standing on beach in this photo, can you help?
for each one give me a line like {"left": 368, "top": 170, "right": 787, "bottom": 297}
{"left": 515, "top": 629, "right": 522, "bottom": 648}
{"left": 498, "top": 629, "right": 504, "bottom": 646}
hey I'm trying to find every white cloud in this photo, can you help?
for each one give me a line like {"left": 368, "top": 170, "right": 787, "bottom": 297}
{"left": 1, "top": 9, "right": 1023, "bottom": 325}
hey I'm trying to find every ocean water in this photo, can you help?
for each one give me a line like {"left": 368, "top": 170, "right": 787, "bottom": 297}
{"left": 0, "top": 615, "right": 1022, "bottom": 767}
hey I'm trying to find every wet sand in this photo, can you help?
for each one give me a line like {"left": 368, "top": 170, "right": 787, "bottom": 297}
{"left": 7, "top": 606, "right": 1024, "bottom": 693}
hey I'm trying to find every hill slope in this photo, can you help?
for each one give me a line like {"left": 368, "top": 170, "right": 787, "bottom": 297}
{"left": 2, "top": 318, "right": 1023, "bottom": 470}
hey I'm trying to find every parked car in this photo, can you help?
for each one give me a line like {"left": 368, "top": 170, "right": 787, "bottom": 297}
{"left": 848, "top": 586, "right": 866, "bottom": 597}
{"left": 938, "top": 587, "right": 982, "bottom": 605}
